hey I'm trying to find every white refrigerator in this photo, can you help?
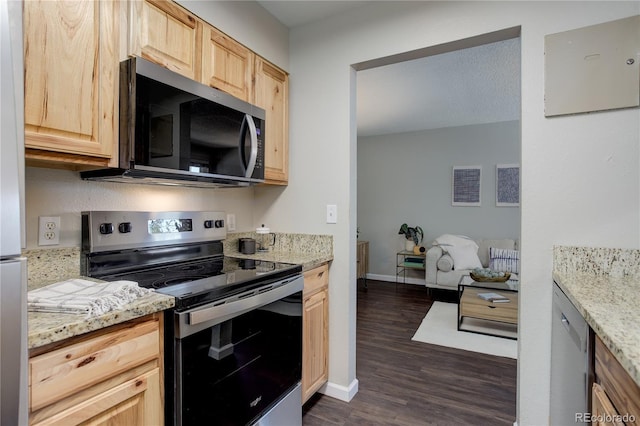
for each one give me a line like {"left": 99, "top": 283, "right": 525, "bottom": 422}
{"left": 0, "top": 0, "right": 28, "bottom": 424}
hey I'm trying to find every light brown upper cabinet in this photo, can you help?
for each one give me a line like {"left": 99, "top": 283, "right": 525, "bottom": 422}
{"left": 23, "top": 0, "right": 119, "bottom": 168}
{"left": 201, "top": 24, "right": 254, "bottom": 102}
{"left": 254, "top": 57, "right": 289, "bottom": 185}
{"left": 129, "top": 0, "right": 202, "bottom": 81}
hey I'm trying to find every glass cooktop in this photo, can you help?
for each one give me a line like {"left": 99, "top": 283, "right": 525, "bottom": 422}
{"left": 96, "top": 256, "right": 301, "bottom": 310}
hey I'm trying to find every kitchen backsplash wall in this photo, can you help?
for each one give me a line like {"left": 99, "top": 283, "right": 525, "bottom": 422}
{"left": 25, "top": 167, "right": 256, "bottom": 249}
{"left": 225, "top": 232, "right": 333, "bottom": 257}
{"left": 553, "top": 246, "right": 640, "bottom": 278}
{"left": 23, "top": 247, "right": 80, "bottom": 290}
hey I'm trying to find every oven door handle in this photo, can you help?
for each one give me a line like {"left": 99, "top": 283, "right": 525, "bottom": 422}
{"left": 176, "top": 275, "right": 303, "bottom": 338}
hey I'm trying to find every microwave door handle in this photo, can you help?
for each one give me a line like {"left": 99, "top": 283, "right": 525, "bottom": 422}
{"left": 243, "top": 114, "right": 258, "bottom": 178}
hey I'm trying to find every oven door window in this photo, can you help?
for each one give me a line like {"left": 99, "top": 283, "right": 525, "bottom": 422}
{"left": 179, "top": 292, "right": 302, "bottom": 425}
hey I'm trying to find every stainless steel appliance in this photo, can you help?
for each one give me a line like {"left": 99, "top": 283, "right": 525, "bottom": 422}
{"left": 550, "top": 282, "right": 592, "bottom": 424}
{"left": 81, "top": 57, "right": 266, "bottom": 188}
{"left": 81, "top": 211, "right": 303, "bottom": 426}
{"left": 0, "top": 1, "right": 28, "bottom": 424}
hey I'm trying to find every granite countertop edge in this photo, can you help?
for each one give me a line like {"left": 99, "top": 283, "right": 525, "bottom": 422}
{"left": 552, "top": 270, "right": 640, "bottom": 387}
{"left": 28, "top": 291, "right": 175, "bottom": 350}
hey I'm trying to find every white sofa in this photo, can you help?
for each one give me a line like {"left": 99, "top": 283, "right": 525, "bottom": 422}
{"left": 425, "top": 236, "right": 518, "bottom": 291}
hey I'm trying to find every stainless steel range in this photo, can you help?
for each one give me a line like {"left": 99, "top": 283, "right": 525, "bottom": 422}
{"left": 81, "top": 211, "right": 303, "bottom": 426}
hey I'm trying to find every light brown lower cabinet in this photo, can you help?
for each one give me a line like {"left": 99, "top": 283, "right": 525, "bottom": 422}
{"left": 302, "top": 264, "right": 329, "bottom": 403}
{"left": 28, "top": 314, "right": 164, "bottom": 425}
{"left": 592, "top": 335, "right": 640, "bottom": 426}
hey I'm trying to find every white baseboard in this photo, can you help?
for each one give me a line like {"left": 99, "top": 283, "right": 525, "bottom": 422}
{"left": 366, "top": 273, "right": 425, "bottom": 286}
{"left": 318, "top": 378, "right": 359, "bottom": 402}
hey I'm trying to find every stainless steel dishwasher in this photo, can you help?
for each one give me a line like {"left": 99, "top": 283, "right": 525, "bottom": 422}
{"left": 550, "top": 282, "right": 592, "bottom": 425}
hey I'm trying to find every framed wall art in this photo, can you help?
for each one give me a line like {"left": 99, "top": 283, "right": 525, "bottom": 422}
{"left": 452, "top": 166, "right": 482, "bottom": 206}
{"left": 496, "top": 164, "right": 520, "bottom": 207}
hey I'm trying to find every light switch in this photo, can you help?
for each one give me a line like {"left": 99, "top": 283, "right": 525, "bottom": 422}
{"left": 326, "top": 204, "right": 337, "bottom": 224}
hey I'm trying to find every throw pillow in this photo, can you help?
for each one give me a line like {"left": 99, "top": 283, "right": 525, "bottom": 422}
{"left": 477, "top": 239, "right": 516, "bottom": 267}
{"left": 437, "top": 254, "right": 454, "bottom": 272}
{"left": 446, "top": 245, "right": 482, "bottom": 270}
{"left": 434, "top": 234, "right": 478, "bottom": 250}
{"left": 489, "top": 247, "right": 520, "bottom": 274}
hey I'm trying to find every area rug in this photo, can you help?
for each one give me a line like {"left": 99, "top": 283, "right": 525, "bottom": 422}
{"left": 411, "top": 301, "right": 517, "bottom": 359}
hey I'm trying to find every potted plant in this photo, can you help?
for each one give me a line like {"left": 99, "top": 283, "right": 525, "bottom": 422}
{"left": 398, "top": 223, "right": 424, "bottom": 251}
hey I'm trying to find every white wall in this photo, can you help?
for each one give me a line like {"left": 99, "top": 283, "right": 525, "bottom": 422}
{"left": 358, "top": 121, "right": 521, "bottom": 279}
{"left": 24, "top": 168, "right": 256, "bottom": 249}
{"left": 254, "top": 2, "right": 640, "bottom": 424}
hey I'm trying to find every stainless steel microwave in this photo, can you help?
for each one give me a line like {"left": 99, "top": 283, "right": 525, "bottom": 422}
{"left": 82, "top": 56, "right": 265, "bottom": 187}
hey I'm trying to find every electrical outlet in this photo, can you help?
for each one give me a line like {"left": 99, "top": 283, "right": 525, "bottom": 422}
{"left": 38, "top": 216, "right": 60, "bottom": 246}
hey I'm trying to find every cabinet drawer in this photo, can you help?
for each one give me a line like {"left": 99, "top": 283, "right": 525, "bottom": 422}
{"left": 30, "top": 320, "right": 159, "bottom": 411}
{"left": 303, "top": 264, "right": 329, "bottom": 296}
{"left": 31, "top": 368, "right": 160, "bottom": 426}
{"left": 460, "top": 288, "right": 518, "bottom": 324}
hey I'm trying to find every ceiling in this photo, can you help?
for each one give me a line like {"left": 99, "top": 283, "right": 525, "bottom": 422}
{"left": 257, "top": 1, "right": 372, "bottom": 29}
{"left": 257, "top": 1, "right": 521, "bottom": 137}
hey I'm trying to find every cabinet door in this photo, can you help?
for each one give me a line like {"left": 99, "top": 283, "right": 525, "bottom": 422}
{"left": 254, "top": 57, "right": 289, "bottom": 184}
{"left": 302, "top": 288, "right": 328, "bottom": 403}
{"left": 201, "top": 25, "right": 253, "bottom": 102}
{"left": 594, "top": 335, "right": 640, "bottom": 425}
{"left": 592, "top": 383, "right": 624, "bottom": 426}
{"left": 23, "top": 0, "right": 118, "bottom": 165}
{"left": 129, "top": 0, "right": 202, "bottom": 80}
{"left": 32, "top": 368, "right": 161, "bottom": 426}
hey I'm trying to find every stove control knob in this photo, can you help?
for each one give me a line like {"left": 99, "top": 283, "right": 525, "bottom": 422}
{"left": 118, "top": 222, "right": 132, "bottom": 233}
{"left": 214, "top": 219, "right": 225, "bottom": 228}
{"left": 204, "top": 220, "right": 213, "bottom": 229}
{"left": 99, "top": 223, "right": 114, "bottom": 235}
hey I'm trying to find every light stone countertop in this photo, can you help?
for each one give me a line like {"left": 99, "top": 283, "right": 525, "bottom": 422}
{"left": 24, "top": 248, "right": 175, "bottom": 350}
{"left": 553, "top": 246, "right": 640, "bottom": 387}
{"left": 224, "top": 231, "right": 333, "bottom": 271}
{"left": 225, "top": 250, "right": 333, "bottom": 272}
{"left": 28, "top": 290, "right": 175, "bottom": 349}
{"left": 24, "top": 232, "right": 333, "bottom": 350}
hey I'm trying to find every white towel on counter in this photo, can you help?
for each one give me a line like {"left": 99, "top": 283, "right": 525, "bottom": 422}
{"left": 28, "top": 279, "right": 152, "bottom": 317}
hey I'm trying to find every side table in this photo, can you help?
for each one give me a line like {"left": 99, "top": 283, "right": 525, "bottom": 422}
{"left": 395, "top": 250, "right": 425, "bottom": 288}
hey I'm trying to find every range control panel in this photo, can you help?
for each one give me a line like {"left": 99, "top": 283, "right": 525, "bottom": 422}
{"left": 82, "top": 211, "right": 227, "bottom": 253}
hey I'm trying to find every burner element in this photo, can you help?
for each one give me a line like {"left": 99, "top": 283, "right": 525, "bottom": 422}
{"left": 152, "top": 276, "right": 209, "bottom": 289}
{"left": 167, "top": 263, "right": 206, "bottom": 272}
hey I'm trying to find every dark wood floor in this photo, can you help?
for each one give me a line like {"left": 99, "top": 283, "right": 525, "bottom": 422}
{"left": 302, "top": 280, "right": 517, "bottom": 426}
